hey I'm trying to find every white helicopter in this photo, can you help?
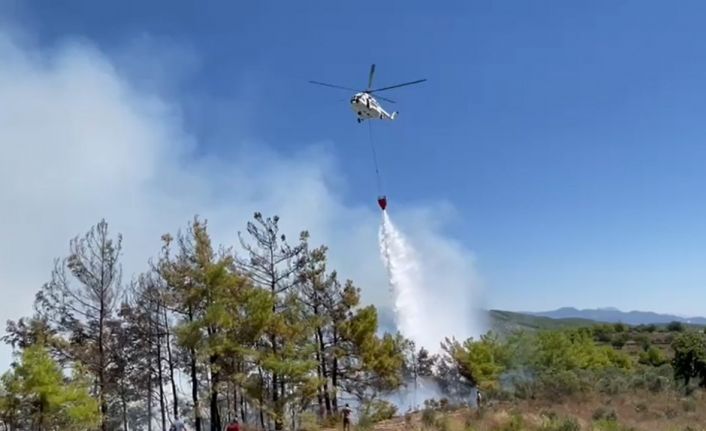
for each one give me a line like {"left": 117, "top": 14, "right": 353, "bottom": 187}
{"left": 309, "top": 64, "right": 426, "bottom": 123}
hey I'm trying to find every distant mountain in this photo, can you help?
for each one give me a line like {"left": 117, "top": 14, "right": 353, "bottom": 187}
{"left": 526, "top": 307, "right": 706, "bottom": 326}
{"left": 488, "top": 309, "right": 596, "bottom": 334}
{"left": 377, "top": 307, "right": 600, "bottom": 339}
{"left": 373, "top": 306, "right": 705, "bottom": 343}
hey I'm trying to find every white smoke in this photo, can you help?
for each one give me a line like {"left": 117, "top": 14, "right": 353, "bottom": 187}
{"left": 378, "top": 210, "right": 486, "bottom": 353}
{"left": 0, "top": 23, "right": 487, "bottom": 373}
{"left": 380, "top": 377, "right": 446, "bottom": 412}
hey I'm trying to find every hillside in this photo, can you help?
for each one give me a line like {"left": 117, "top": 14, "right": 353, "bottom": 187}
{"left": 377, "top": 307, "right": 704, "bottom": 339}
{"left": 334, "top": 310, "right": 706, "bottom": 431}
{"left": 526, "top": 307, "right": 706, "bottom": 326}
{"left": 487, "top": 309, "right": 597, "bottom": 333}
{"left": 328, "top": 394, "right": 706, "bottom": 431}
{"left": 375, "top": 308, "right": 600, "bottom": 337}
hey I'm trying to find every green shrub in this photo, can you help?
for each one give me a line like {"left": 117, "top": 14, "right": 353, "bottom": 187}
{"left": 638, "top": 346, "right": 668, "bottom": 367}
{"left": 539, "top": 370, "right": 587, "bottom": 398}
{"left": 647, "top": 374, "right": 670, "bottom": 393}
{"left": 612, "top": 323, "right": 627, "bottom": 333}
{"left": 355, "top": 413, "right": 373, "bottom": 431}
{"left": 592, "top": 406, "right": 617, "bottom": 421}
{"left": 321, "top": 414, "right": 339, "bottom": 428}
{"left": 592, "top": 419, "right": 635, "bottom": 431}
{"left": 539, "top": 416, "right": 580, "bottom": 431}
{"left": 404, "top": 411, "right": 413, "bottom": 427}
{"left": 634, "top": 334, "right": 651, "bottom": 351}
{"left": 597, "top": 372, "right": 629, "bottom": 395}
{"left": 629, "top": 373, "right": 646, "bottom": 390}
{"left": 421, "top": 407, "right": 436, "bottom": 428}
{"left": 611, "top": 333, "right": 629, "bottom": 349}
{"left": 681, "top": 398, "right": 696, "bottom": 412}
{"left": 539, "top": 410, "right": 557, "bottom": 421}
{"left": 435, "top": 414, "right": 450, "bottom": 431}
{"left": 299, "top": 411, "right": 320, "bottom": 431}
{"left": 423, "top": 398, "right": 440, "bottom": 410}
{"left": 631, "top": 367, "right": 673, "bottom": 393}
{"left": 360, "top": 399, "right": 397, "bottom": 424}
{"left": 667, "top": 321, "right": 685, "bottom": 332}
{"left": 497, "top": 413, "right": 523, "bottom": 431}
{"left": 594, "top": 326, "right": 613, "bottom": 343}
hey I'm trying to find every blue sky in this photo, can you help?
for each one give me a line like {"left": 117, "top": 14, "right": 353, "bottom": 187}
{"left": 5, "top": 0, "right": 706, "bottom": 316}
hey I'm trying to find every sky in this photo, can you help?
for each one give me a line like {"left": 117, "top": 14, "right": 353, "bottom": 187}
{"left": 3, "top": 0, "right": 706, "bottom": 366}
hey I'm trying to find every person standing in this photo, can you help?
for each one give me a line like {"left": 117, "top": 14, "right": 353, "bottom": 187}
{"left": 341, "top": 403, "right": 352, "bottom": 431}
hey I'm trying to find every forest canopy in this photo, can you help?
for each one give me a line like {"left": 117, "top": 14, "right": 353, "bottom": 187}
{"left": 2, "top": 215, "right": 706, "bottom": 431}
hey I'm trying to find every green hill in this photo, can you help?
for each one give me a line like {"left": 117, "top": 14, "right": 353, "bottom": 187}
{"left": 489, "top": 309, "right": 598, "bottom": 333}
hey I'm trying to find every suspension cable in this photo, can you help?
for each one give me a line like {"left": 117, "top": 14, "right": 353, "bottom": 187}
{"left": 368, "top": 121, "right": 383, "bottom": 195}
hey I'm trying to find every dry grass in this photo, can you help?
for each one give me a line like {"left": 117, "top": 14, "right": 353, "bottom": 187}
{"left": 323, "top": 390, "right": 706, "bottom": 431}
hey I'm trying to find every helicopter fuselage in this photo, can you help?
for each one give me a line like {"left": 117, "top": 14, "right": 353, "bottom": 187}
{"left": 350, "top": 92, "right": 397, "bottom": 123}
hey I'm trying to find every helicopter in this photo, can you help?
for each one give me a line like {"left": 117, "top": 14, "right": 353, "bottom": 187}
{"left": 309, "top": 64, "right": 426, "bottom": 123}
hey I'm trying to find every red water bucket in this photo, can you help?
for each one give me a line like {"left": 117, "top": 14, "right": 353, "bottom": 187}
{"left": 377, "top": 196, "right": 387, "bottom": 211}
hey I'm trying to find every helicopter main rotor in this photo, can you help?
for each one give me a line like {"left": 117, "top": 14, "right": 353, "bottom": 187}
{"left": 308, "top": 63, "right": 426, "bottom": 104}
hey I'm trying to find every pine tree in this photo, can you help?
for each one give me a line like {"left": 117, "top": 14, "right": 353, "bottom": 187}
{"left": 0, "top": 344, "right": 101, "bottom": 430}
{"left": 336, "top": 305, "right": 406, "bottom": 406}
{"left": 118, "top": 274, "right": 175, "bottom": 431}
{"left": 158, "top": 220, "right": 207, "bottom": 431}
{"left": 298, "top": 244, "right": 334, "bottom": 419}
{"left": 237, "top": 212, "right": 311, "bottom": 430}
{"left": 33, "top": 219, "right": 123, "bottom": 431}
{"left": 0, "top": 213, "right": 419, "bottom": 431}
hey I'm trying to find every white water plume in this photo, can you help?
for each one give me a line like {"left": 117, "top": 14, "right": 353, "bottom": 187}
{"left": 378, "top": 211, "right": 426, "bottom": 347}
{"left": 378, "top": 210, "right": 486, "bottom": 354}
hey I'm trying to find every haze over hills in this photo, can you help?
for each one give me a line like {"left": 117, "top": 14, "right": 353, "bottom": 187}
{"left": 525, "top": 307, "right": 706, "bottom": 326}
{"left": 374, "top": 306, "right": 706, "bottom": 347}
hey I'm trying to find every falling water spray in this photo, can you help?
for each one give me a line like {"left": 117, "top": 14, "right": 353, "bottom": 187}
{"left": 378, "top": 211, "right": 432, "bottom": 351}
{"left": 378, "top": 211, "right": 453, "bottom": 410}
{"left": 378, "top": 208, "right": 487, "bottom": 410}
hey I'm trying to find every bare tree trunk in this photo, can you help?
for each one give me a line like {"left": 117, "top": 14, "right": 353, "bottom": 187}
{"left": 232, "top": 383, "right": 238, "bottom": 423}
{"left": 316, "top": 327, "right": 332, "bottom": 416}
{"left": 191, "top": 346, "right": 202, "bottom": 431}
{"left": 316, "top": 359, "right": 324, "bottom": 417}
{"left": 258, "top": 367, "right": 266, "bottom": 430}
{"left": 238, "top": 360, "right": 247, "bottom": 422}
{"left": 99, "top": 295, "right": 107, "bottom": 431}
{"left": 157, "top": 329, "right": 167, "bottom": 431}
{"left": 209, "top": 353, "right": 222, "bottom": 431}
{"left": 121, "top": 388, "right": 128, "bottom": 431}
{"left": 331, "top": 330, "right": 339, "bottom": 412}
{"left": 148, "top": 366, "right": 153, "bottom": 431}
{"left": 279, "top": 379, "right": 285, "bottom": 426}
{"left": 240, "top": 391, "right": 247, "bottom": 423}
{"left": 185, "top": 305, "right": 202, "bottom": 431}
{"left": 270, "top": 327, "right": 281, "bottom": 430}
{"left": 164, "top": 309, "right": 179, "bottom": 419}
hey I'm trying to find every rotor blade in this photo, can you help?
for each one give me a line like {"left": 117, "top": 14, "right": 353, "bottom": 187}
{"left": 308, "top": 81, "right": 359, "bottom": 92}
{"left": 369, "top": 79, "right": 427, "bottom": 93}
{"left": 375, "top": 94, "right": 396, "bottom": 104}
{"left": 368, "top": 64, "right": 376, "bottom": 90}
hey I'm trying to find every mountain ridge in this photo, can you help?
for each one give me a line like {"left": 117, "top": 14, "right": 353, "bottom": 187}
{"left": 524, "top": 306, "right": 706, "bottom": 325}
